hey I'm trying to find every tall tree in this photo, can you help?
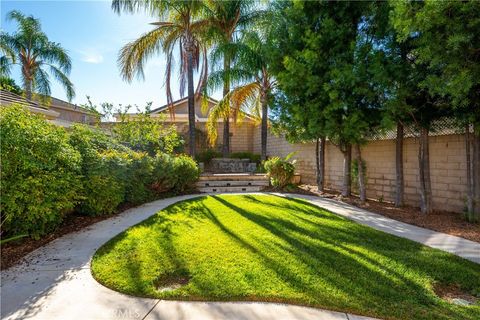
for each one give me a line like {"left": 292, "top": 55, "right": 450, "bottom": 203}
{"left": 112, "top": 0, "right": 208, "bottom": 156}
{"left": 0, "top": 10, "right": 75, "bottom": 101}
{"left": 205, "top": 29, "right": 275, "bottom": 161}
{"left": 203, "top": 0, "right": 253, "bottom": 157}
{"left": 391, "top": 0, "right": 459, "bottom": 215}
{"left": 393, "top": 0, "right": 480, "bottom": 221}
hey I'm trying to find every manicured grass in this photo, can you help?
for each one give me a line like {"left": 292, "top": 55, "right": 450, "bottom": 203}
{"left": 91, "top": 195, "right": 480, "bottom": 320}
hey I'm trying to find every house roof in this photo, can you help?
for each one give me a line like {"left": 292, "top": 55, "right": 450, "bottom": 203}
{"left": 0, "top": 89, "right": 59, "bottom": 119}
{"left": 48, "top": 96, "right": 93, "bottom": 115}
{"left": 149, "top": 96, "right": 219, "bottom": 114}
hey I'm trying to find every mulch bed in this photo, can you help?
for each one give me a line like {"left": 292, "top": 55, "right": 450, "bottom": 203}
{"left": 292, "top": 184, "right": 480, "bottom": 243}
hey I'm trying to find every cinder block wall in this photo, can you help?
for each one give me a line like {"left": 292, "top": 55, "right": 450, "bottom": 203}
{"left": 253, "top": 127, "right": 468, "bottom": 213}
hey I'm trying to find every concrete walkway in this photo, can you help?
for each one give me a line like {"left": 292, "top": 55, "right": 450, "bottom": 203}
{"left": 1, "top": 193, "right": 478, "bottom": 320}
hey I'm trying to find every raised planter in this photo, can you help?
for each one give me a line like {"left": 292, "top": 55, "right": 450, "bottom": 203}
{"left": 207, "top": 158, "right": 257, "bottom": 174}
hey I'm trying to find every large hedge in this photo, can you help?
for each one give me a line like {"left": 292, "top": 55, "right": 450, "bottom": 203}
{"left": 0, "top": 106, "right": 82, "bottom": 239}
{"left": 1, "top": 106, "right": 199, "bottom": 239}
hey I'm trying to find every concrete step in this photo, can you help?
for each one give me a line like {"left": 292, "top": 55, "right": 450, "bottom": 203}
{"left": 199, "top": 173, "right": 267, "bottom": 181}
{"left": 196, "top": 180, "right": 269, "bottom": 187}
{"left": 198, "top": 185, "right": 264, "bottom": 193}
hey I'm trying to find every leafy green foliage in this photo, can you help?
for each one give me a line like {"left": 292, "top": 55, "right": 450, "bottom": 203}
{"left": 0, "top": 76, "right": 22, "bottom": 95}
{"left": 171, "top": 155, "right": 200, "bottom": 193}
{"left": 229, "top": 151, "right": 261, "bottom": 164}
{"left": 113, "top": 103, "right": 184, "bottom": 155}
{"left": 263, "top": 152, "right": 296, "bottom": 188}
{"left": 91, "top": 195, "right": 480, "bottom": 320}
{"left": 69, "top": 126, "right": 130, "bottom": 216}
{"left": 0, "top": 105, "right": 81, "bottom": 239}
{"left": 0, "top": 10, "right": 75, "bottom": 100}
{"left": 195, "top": 149, "right": 222, "bottom": 165}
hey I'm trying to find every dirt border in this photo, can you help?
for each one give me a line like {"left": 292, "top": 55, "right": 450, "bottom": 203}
{"left": 290, "top": 184, "right": 480, "bottom": 243}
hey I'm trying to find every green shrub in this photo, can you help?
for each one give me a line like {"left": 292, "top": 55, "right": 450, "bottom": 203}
{"left": 172, "top": 155, "right": 200, "bottom": 193}
{"left": 125, "top": 152, "right": 155, "bottom": 205}
{"left": 263, "top": 152, "right": 296, "bottom": 188}
{"left": 230, "top": 152, "right": 261, "bottom": 164}
{"left": 195, "top": 149, "right": 222, "bottom": 164}
{"left": 0, "top": 105, "right": 82, "bottom": 239}
{"left": 69, "top": 125, "right": 129, "bottom": 216}
{"left": 150, "top": 153, "right": 176, "bottom": 194}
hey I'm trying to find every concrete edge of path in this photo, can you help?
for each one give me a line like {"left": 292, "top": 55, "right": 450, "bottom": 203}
{"left": 1, "top": 192, "right": 478, "bottom": 320}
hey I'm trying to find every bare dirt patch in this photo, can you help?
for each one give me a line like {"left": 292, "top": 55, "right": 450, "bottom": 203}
{"left": 433, "top": 283, "right": 479, "bottom": 305}
{"left": 154, "top": 270, "right": 191, "bottom": 292}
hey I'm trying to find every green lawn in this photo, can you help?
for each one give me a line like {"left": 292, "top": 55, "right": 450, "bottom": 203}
{"left": 91, "top": 195, "right": 480, "bottom": 320}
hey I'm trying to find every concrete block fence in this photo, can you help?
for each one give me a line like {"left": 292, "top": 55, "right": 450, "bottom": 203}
{"left": 252, "top": 127, "right": 468, "bottom": 213}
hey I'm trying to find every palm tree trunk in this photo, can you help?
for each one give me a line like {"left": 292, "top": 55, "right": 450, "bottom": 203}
{"left": 260, "top": 91, "right": 268, "bottom": 161}
{"left": 316, "top": 137, "right": 326, "bottom": 191}
{"left": 418, "top": 127, "right": 432, "bottom": 214}
{"left": 187, "top": 49, "right": 196, "bottom": 156}
{"left": 395, "top": 122, "right": 404, "bottom": 207}
{"left": 222, "top": 57, "right": 230, "bottom": 157}
{"left": 24, "top": 78, "right": 32, "bottom": 100}
{"left": 341, "top": 144, "right": 352, "bottom": 197}
{"left": 355, "top": 144, "right": 366, "bottom": 203}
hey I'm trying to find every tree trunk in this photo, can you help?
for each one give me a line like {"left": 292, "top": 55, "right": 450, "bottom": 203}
{"left": 465, "top": 124, "right": 474, "bottom": 219}
{"left": 355, "top": 144, "right": 366, "bottom": 203}
{"left": 187, "top": 49, "right": 196, "bottom": 156}
{"left": 25, "top": 78, "right": 32, "bottom": 100}
{"left": 472, "top": 126, "right": 480, "bottom": 221}
{"left": 395, "top": 122, "right": 404, "bottom": 207}
{"left": 341, "top": 144, "right": 352, "bottom": 197}
{"left": 260, "top": 91, "right": 268, "bottom": 161}
{"left": 316, "top": 137, "right": 326, "bottom": 192}
{"left": 418, "top": 127, "right": 432, "bottom": 214}
{"left": 222, "top": 56, "right": 230, "bottom": 157}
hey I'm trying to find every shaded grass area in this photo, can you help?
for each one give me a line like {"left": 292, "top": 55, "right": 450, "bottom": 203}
{"left": 91, "top": 195, "right": 480, "bottom": 320}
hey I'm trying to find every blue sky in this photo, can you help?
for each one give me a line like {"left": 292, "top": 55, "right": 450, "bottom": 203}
{"left": 1, "top": 0, "right": 219, "bottom": 110}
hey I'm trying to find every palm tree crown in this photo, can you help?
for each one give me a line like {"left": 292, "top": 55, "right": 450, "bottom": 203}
{"left": 113, "top": 0, "right": 209, "bottom": 155}
{"left": 0, "top": 10, "right": 75, "bottom": 101}
{"left": 204, "top": 30, "right": 275, "bottom": 160}
{"left": 202, "top": 0, "right": 255, "bottom": 156}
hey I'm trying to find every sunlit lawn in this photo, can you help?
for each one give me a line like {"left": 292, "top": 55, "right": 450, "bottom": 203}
{"left": 91, "top": 195, "right": 480, "bottom": 320}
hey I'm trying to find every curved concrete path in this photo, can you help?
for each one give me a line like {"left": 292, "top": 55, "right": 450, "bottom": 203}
{"left": 1, "top": 193, "right": 479, "bottom": 320}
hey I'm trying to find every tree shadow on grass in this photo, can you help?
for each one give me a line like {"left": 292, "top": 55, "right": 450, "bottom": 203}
{"left": 207, "top": 195, "right": 478, "bottom": 320}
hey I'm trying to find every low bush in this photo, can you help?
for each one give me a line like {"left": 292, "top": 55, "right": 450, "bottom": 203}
{"left": 1, "top": 107, "right": 200, "bottom": 239}
{"left": 150, "top": 153, "right": 177, "bottom": 194}
{"left": 125, "top": 152, "right": 155, "bottom": 205}
{"left": 230, "top": 152, "right": 261, "bottom": 164}
{"left": 0, "top": 106, "right": 82, "bottom": 239}
{"left": 171, "top": 155, "right": 200, "bottom": 193}
{"left": 263, "top": 152, "right": 296, "bottom": 188}
{"left": 195, "top": 149, "right": 222, "bottom": 164}
{"left": 69, "top": 125, "right": 130, "bottom": 216}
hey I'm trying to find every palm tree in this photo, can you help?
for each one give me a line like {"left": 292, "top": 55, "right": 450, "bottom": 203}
{"left": 112, "top": 0, "right": 209, "bottom": 156}
{"left": 204, "top": 31, "right": 275, "bottom": 161}
{"left": 0, "top": 11, "right": 75, "bottom": 101}
{"left": 202, "top": 0, "right": 253, "bottom": 157}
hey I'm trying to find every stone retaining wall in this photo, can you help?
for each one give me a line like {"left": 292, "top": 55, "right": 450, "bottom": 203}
{"left": 253, "top": 127, "right": 468, "bottom": 213}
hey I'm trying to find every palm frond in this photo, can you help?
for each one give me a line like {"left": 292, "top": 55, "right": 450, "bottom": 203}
{"left": 118, "top": 25, "right": 173, "bottom": 82}
{"left": 38, "top": 42, "right": 72, "bottom": 74}
{"left": 33, "top": 67, "right": 51, "bottom": 99}
{"left": 47, "top": 64, "right": 75, "bottom": 101}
